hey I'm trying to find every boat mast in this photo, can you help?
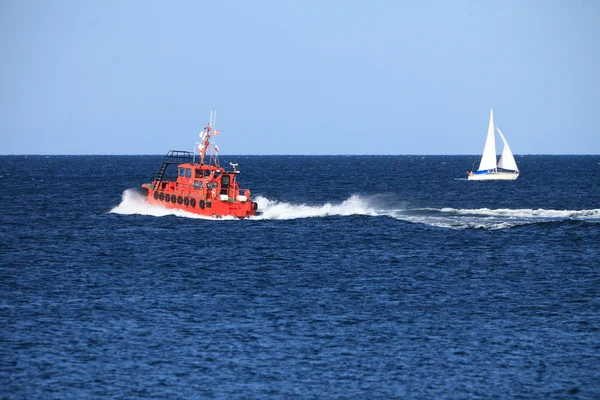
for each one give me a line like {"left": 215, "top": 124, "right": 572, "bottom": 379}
{"left": 197, "top": 111, "right": 220, "bottom": 167}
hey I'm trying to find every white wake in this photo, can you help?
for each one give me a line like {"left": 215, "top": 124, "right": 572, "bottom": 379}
{"left": 110, "top": 189, "right": 600, "bottom": 229}
{"left": 109, "top": 190, "right": 376, "bottom": 221}
{"left": 384, "top": 207, "right": 600, "bottom": 229}
{"left": 251, "top": 195, "right": 377, "bottom": 220}
{"left": 109, "top": 189, "right": 218, "bottom": 219}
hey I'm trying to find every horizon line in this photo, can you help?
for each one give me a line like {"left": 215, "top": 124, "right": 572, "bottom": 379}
{"left": 1, "top": 153, "right": 599, "bottom": 157}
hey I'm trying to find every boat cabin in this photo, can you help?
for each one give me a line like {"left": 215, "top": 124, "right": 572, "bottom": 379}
{"left": 170, "top": 163, "right": 249, "bottom": 202}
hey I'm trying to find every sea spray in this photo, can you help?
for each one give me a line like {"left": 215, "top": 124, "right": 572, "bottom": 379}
{"left": 110, "top": 191, "right": 377, "bottom": 220}
{"left": 110, "top": 189, "right": 212, "bottom": 219}
{"left": 110, "top": 189, "right": 600, "bottom": 228}
{"left": 251, "top": 194, "right": 377, "bottom": 220}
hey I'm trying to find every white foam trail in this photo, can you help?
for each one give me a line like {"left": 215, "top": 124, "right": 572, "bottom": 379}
{"left": 110, "top": 190, "right": 376, "bottom": 221}
{"left": 385, "top": 211, "right": 527, "bottom": 230}
{"left": 385, "top": 207, "right": 600, "bottom": 229}
{"left": 109, "top": 189, "right": 216, "bottom": 219}
{"left": 110, "top": 189, "right": 600, "bottom": 228}
{"left": 438, "top": 207, "right": 600, "bottom": 219}
{"left": 250, "top": 195, "right": 377, "bottom": 220}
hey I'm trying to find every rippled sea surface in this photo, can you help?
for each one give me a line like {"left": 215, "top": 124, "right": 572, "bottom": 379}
{"left": 1, "top": 155, "right": 599, "bottom": 399}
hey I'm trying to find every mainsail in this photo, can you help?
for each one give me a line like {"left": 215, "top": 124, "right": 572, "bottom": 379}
{"left": 478, "top": 108, "right": 497, "bottom": 171}
{"left": 496, "top": 126, "right": 518, "bottom": 171}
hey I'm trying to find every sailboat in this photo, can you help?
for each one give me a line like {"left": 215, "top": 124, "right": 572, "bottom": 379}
{"left": 467, "top": 108, "right": 519, "bottom": 180}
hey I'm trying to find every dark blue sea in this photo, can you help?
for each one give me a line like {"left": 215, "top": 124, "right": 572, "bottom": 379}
{"left": 1, "top": 155, "right": 599, "bottom": 399}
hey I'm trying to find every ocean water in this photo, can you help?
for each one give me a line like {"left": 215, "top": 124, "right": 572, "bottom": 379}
{"left": 1, "top": 155, "right": 599, "bottom": 399}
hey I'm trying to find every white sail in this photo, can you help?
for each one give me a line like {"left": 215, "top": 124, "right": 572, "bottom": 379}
{"left": 496, "top": 126, "right": 518, "bottom": 171}
{"left": 478, "top": 108, "right": 497, "bottom": 171}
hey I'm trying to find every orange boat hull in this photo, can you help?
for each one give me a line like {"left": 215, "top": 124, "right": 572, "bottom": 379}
{"left": 142, "top": 186, "right": 257, "bottom": 218}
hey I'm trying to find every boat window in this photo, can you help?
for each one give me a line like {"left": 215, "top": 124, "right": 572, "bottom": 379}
{"left": 185, "top": 168, "right": 191, "bottom": 178}
{"left": 195, "top": 169, "right": 202, "bottom": 178}
{"left": 178, "top": 168, "right": 185, "bottom": 177}
{"left": 193, "top": 180, "right": 203, "bottom": 189}
{"left": 221, "top": 175, "right": 230, "bottom": 188}
{"left": 207, "top": 182, "right": 218, "bottom": 189}
{"left": 214, "top": 170, "right": 221, "bottom": 179}
{"left": 204, "top": 170, "right": 211, "bottom": 177}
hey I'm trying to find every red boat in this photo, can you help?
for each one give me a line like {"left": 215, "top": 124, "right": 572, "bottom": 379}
{"left": 140, "top": 112, "right": 258, "bottom": 218}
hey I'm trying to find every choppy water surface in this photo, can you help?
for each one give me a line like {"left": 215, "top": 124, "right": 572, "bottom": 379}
{"left": 1, "top": 155, "right": 599, "bottom": 398}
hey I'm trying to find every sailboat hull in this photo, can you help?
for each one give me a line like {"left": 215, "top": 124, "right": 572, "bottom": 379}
{"left": 468, "top": 170, "right": 519, "bottom": 181}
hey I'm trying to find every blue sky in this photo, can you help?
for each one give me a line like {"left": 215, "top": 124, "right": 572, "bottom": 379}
{"left": 1, "top": 1, "right": 598, "bottom": 155}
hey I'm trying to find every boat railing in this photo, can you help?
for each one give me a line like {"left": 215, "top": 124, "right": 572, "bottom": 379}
{"left": 154, "top": 150, "right": 194, "bottom": 183}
